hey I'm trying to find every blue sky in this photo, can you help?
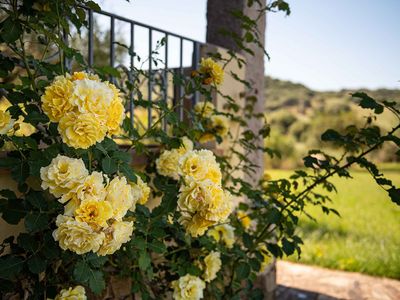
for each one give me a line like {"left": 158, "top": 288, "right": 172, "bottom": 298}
{"left": 101, "top": 0, "right": 400, "bottom": 91}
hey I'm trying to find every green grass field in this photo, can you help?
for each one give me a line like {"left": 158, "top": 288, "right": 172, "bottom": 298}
{"left": 269, "top": 165, "right": 400, "bottom": 279}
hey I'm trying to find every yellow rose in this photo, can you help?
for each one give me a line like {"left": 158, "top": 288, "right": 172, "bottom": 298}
{"left": 106, "top": 176, "right": 134, "bottom": 220}
{"left": 199, "top": 58, "right": 224, "bottom": 86}
{"left": 40, "top": 155, "right": 88, "bottom": 200}
{"left": 180, "top": 179, "right": 231, "bottom": 221}
{"left": 70, "top": 71, "right": 100, "bottom": 82}
{"left": 97, "top": 220, "right": 134, "bottom": 256}
{"left": 258, "top": 244, "right": 272, "bottom": 272}
{"left": 130, "top": 176, "right": 150, "bottom": 207}
{"left": 237, "top": 211, "right": 251, "bottom": 230}
{"left": 58, "top": 112, "right": 107, "bottom": 149}
{"left": 198, "top": 133, "right": 215, "bottom": 144}
{"left": 205, "top": 164, "right": 222, "bottom": 184}
{"left": 64, "top": 197, "right": 80, "bottom": 216}
{"left": 71, "top": 72, "right": 87, "bottom": 81}
{"left": 74, "top": 199, "right": 113, "bottom": 228}
{"left": 156, "top": 149, "right": 180, "bottom": 179}
{"left": 64, "top": 171, "right": 106, "bottom": 204}
{"left": 41, "top": 75, "right": 74, "bottom": 122}
{"left": 194, "top": 101, "right": 215, "bottom": 118}
{"left": 55, "top": 285, "right": 86, "bottom": 300}
{"left": 179, "top": 213, "right": 215, "bottom": 237}
{"left": 106, "top": 98, "right": 125, "bottom": 136}
{"left": 202, "top": 251, "right": 221, "bottom": 282}
{"left": 53, "top": 215, "right": 105, "bottom": 255}
{"left": 207, "top": 224, "right": 235, "bottom": 248}
{"left": 156, "top": 137, "right": 194, "bottom": 179}
{"left": 263, "top": 172, "right": 272, "bottom": 182}
{"left": 69, "top": 79, "right": 114, "bottom": 121}
{"left": 178, "top": 179, "right": 232, "bottom": 237}
{"left": 210, "top": 115, "right": 229, "bottom": 137}
{"left": 171, "top": 274, "right": 205, "bottom": 300}
{"left": 177, "top": 136, "right": 194, "bottom": 155}
{"left": 0, "top": 110, "right": 15, "bottom": 135}
{"left": 13, "top": 115, "right": 36, "bottom": 137}
{"left": 178, "top": 150, "right": 210, "bottom": 181}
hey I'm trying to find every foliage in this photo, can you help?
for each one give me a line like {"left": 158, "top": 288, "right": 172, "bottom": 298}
{"left": 265, "top": 76, "right": 400, "bottom": 168}
{"left": 271, "top": 166, "right": 400, "bottom": 279}
{"left": 0, "top": 0, "right": 399, "bottom": 299}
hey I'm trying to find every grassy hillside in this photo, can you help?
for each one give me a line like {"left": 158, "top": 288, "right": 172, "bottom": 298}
{"left": 264, "top": 77, "right": 400, "bottom": 168}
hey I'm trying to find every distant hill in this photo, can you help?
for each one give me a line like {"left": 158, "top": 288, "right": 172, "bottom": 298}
{"left": 264, "top": 77, "right": 400, "bottom": 168}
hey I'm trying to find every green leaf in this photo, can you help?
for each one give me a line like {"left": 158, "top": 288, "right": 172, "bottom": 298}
{"left": 0, "top": 157, "right": 20, "bottom": 168}
{"left": 95, "top": 65, "right": 120, "bottom": 77}
{"left": 11, "top": 161, "right": 29, "bottom": 184}
{"left": 148, "top": 240, "right": 166, "bottom": 253}
{"left": 73, "top": 261, "right": 91, "bottom": 283}
{"left": 26, "top": 192, "right": 47, "bottom": 210}
{"left": 0, "top": 189, "right": 17, "bottom": 199}
{"left": 267, "top": 243, "right": 282, "bottom": 258}
{"left": 119, "top": 163, "right": 137, "bottom": 182}
{"left": 25, "top": 212, "right": 49, "bottom": 232}
{"left": 2, "top": 199, "right": 26, "bottom": 225}
{"left": 112, "top": 151, "right": 131, "bottom": 163}
{"left": 282, "top": 238, "right": 295, "bottom": 255}
{"left": 138, "top": 251, "right": 151, "bottom": 271}
{"left": 265, "top": 207, "right": 281, "bottom": 224}
{"left": 42, "top": 233, "right": 60, "bottom": 260}
{"left": 86, "top": 1, "right": 101, "bottom": 11}
{"left": 235, "top": 261, "right": 250, "bottom": 280}
{"left": 0, "top": 256, "right": 24, "bottom": 279}
{"left": 352, "top": 92, "right": 384, "bottom": 114}
{"left": 24, "top": 111, "right": 49, "bottom": 125}
{"left": 321, "top": 129, "right": 342, "bottom": 142}
{"left": 249, "top": 258, "right": 261, "bottom": 272}
{"left": 1, "top": 18, "right": 22, "bottom": 43}
{"left": 88, "top": 270, "right": 105, "bottom": 295}
{"left": 17, "top": 233, "right": 39, "bottom": 252}
{"left": 101, "top": 157, "right": 118, "bottom": 174}
{"left": 388, "top": 187, "right": 400, "bottom": 205}
{"left": 27, "top": 255, "right": 46, "bottom": 274}
{"left": 132, "top": 236, "right": 146, "bottom": 250}
{"left": 242, "top": 232, "right": 253, "bottom": 249}
{"left": 86, "top": 253, "right": 108, "bottom": 268}
{"left": 244, "top": 31, "right": 254, "bottom": 42}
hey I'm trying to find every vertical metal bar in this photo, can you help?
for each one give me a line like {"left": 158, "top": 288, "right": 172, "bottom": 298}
{"left": 110, "top": 16, "right": 115, "bottom": 82}
{"left": 88, "top": 9, "right": 94, "bottom": 67}
{"left": 129, "top": 23, "right": 135, "bottom": 129}
{"left": 163, "top": 34, "right": 168, "bottom": 131}
{"left": 179, "top": 37, "right": 184, "bottom": 121}
{"left": 62, "top": 28, "right": 70, "bottom": 72}
{"left": 130, "top": 23, "right": 134, "bottom": 70}
{"left": 147, "top": 29, "right": 153, "bottom": 129}
{"left": 192, "top": 41, "right": 200, "bottom": 106}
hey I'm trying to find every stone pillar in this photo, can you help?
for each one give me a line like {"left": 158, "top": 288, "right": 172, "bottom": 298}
{"left": 207, "top": 2, "right": 275, "bottom": 300}
{"left": 206, "top": 0, "right": 266, "bottom": 185}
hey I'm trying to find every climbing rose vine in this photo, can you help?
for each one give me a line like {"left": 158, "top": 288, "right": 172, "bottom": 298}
{"left": 0, "top": 1, "right": 399, "bottom": 299}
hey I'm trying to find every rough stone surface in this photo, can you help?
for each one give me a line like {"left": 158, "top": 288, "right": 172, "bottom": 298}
{"left": 206, "top": 0, "right": 244, "bottom": 52}
{"left": 276, "top": 260, "right": 400, "bottom": 300}
{"left": 206, "top": 0, "right": 266, "bottom": 185}
{"left": 207, "top": 1, "right": 272, "bottom": 298}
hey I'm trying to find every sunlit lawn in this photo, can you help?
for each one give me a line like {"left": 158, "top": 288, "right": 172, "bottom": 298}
{"left": 269, "top": 164, "right": 400, "bottom": 279}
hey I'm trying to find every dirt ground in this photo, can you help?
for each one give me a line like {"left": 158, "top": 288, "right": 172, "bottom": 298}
{"left": 276, "top": 261, "right": 400, "bottom": 300}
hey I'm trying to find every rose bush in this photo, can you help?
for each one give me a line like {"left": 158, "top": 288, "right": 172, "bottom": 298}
{"left": 0, "top": 1, "right": 399, "bottom": 299}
